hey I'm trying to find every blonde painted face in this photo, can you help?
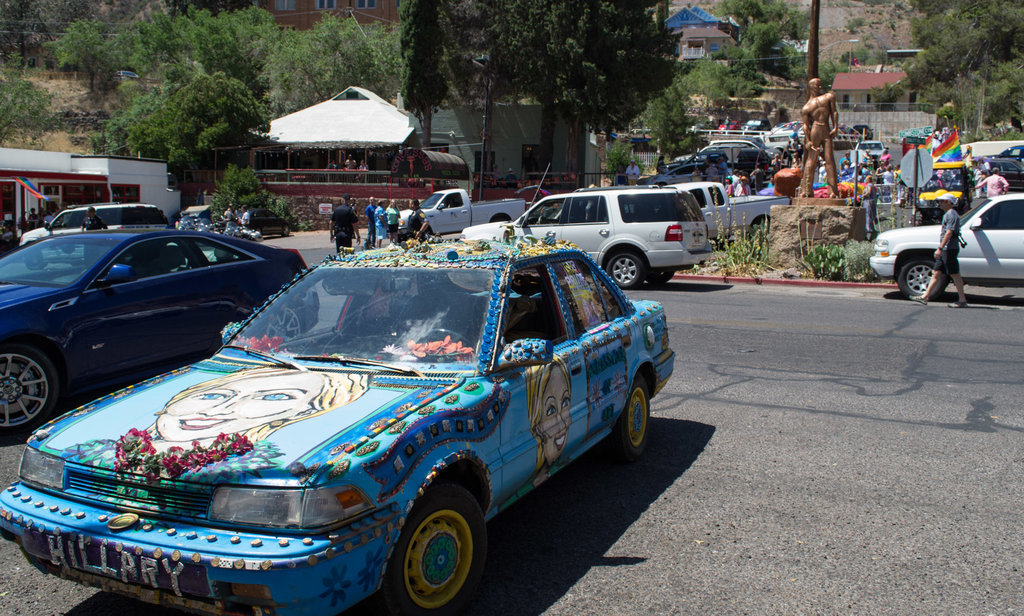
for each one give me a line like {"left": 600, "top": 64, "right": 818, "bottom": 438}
{"left": 155, "top": 371, "right": 330, "bottom": 446}
{"left": 532, "top": 365, "right": 572, "bottom": 467}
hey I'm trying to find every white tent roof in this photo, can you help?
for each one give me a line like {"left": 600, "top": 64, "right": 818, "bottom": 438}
{"left": 268, "top": 87, "right": 416, "bottom": 148}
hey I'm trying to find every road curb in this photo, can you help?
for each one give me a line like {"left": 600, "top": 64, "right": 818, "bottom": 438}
{"left": 672, "top": 273, "right": 896, "bottom": 289}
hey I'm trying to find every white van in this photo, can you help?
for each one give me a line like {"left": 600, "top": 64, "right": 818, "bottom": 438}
{"left": 20, "top": 203, "right": 169, "bottom": 245}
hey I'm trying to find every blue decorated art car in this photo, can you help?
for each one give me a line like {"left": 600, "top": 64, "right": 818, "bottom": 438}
{"left": 0, "top": 239, "right": 674, "bottom": 616}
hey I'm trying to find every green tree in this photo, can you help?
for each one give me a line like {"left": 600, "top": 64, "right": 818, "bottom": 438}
{"left": 265, "top": 15, "right": 400, "bottom": 116}
{"left": 0, "top": 63, "right": 55, "bottom": 144}
{"left": 45, "top": 19, "right": 121, "bottom": 91}
{"left": 714, "top": 0, "right": 807, "bottom": 76}
{"left": 126, "top": 72, "right": 269, "bottom": 175}
{"left": 492, "top": 0, "right": 675, "bottom": 171}
{"left": 906, "top": 0, "right": 1024, "bottom": 132}
{"left": 127, "top": 7, "right": 280, "bottom": 96}
{"left": 400, "top": 0, "right": 449, "bottom": 146}
{"left": 645, "top": 72, "right": 701, "bottom": 158}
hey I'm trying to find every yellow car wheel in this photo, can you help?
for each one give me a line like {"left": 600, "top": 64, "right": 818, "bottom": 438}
{"left": 379, "top": 482, "right": 486, "bottom": 616}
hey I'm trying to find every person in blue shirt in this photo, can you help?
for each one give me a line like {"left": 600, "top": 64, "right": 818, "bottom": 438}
{"left": 374, "top": 201, "right": 387, "bottom": 248}
{"left": 364, "top": 200, "right": 377, "bottom": 248}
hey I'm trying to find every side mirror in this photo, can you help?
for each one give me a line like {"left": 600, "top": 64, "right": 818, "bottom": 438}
{"left": 96, "top": 264, "right": 137, "bottom": 286}
{"left": 969, "top": 218, "right": 982, "bottom": 230}
{"left": 221, "top": 321, "right": 243, "bottom": 344}
{"left": 493, "top": 338, "right": 553, "bottom": 371}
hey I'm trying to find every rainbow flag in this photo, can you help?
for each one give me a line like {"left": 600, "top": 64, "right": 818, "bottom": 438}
{"left": 931, "top": 130, "right": 962, "bottom": 162}
{"left": 14, "top": 177, "right": 49, "bottom": 201}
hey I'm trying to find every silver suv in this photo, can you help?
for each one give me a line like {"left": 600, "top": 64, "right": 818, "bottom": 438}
{"left": 21, "top": 203, "right": 169, "bottom": 245}
{"left": 462, "top": 186, "right": 711, "bottom": 288}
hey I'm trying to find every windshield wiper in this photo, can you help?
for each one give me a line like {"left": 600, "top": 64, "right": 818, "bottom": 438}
{"left": 222, "top": 345, "right": 307, "bottom": 371}
{"left": 294, "top": 355, "right": 425, "bottom": 378}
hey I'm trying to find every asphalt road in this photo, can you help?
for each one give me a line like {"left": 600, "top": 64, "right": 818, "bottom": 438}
{"left": 1, "top": 248, "right": 1023, "bottom": 615}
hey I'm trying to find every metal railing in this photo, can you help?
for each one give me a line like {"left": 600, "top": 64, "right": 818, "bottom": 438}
{"left": 837, "top": 102, "right": 935, "bottom": 113}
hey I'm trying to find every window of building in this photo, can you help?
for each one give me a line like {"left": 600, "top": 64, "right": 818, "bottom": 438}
{"left": 110, "top": 185, "right": 140, "bottom": 203}
{"left": 276, "top": 0, "right": 296, "bottom": 9}
{"left": 316, "top": 0, "right": 336, "bottom": 9}
{"left": 709, "top": 43, "right": 720, "bottom": 52}
{"left": 356, "top": 0, "right": 377, "bottom": 7}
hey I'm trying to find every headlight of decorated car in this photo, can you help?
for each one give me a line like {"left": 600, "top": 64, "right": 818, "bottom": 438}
{"left": 209, "top": 485, "right": 372, "bottom": 529}
{"left": 19, "top": 447, "right": 65, "bottom": 490}
{"left": 873, "top": 238, "right": 889, "bottom": 256}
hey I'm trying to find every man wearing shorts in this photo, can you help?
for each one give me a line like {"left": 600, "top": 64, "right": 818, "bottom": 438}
{"left": 914, "top": 193, "right": 968, "bottom": 308}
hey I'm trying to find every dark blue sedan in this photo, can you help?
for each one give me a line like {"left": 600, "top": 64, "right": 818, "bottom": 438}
{"left": 0, "top": 230, "right": 306, "bottom": 431}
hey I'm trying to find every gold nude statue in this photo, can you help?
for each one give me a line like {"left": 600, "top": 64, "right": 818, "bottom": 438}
{"left": 800, "top": 77, "right": 839, "bottom": 198}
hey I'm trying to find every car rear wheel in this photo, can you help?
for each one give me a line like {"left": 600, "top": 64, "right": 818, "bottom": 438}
{"left": 646, "top": 271, "right": 675, "bottom": 285}
{"left": 606, "top": 250, "right": 647, "bottom": 289}
{"left": 281, "top": 223, "right": 290, "bottom": 237}
{"left": 897, "top": 257, "right": 945, "bottom": 299}
{"left": 378, "top": 482, "right": 486, "bottom": 616}
{"left": 608, "top": 378, "right": 650, "bottom": 462}
{"left": 0, "top": 344, "right": 59, "bottom": 432}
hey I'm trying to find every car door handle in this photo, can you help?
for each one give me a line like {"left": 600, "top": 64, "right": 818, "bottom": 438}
{"left": 599, "top": 229, "right": 609, "bottom": 236}
{"left": 570, "top": 363, "right": 583, "bottom": 376}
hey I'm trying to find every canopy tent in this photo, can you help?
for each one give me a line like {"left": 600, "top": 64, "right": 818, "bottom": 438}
{"left": 267, "top": 87, "right": 416, "bottom": 148}
{"left": 390, "top": 149, "right": 469, "bottom": 181}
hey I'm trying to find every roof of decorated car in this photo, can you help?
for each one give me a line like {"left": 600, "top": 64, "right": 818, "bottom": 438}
{"left": 321, "top": 238, "right": 579, "bottom": 270}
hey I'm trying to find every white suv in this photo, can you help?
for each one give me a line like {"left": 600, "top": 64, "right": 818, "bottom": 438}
{"left": 870, "top": 194, "right": 1024, "bottom": 298}
{"left": 462, "top": 186, "right": 711, "bottom": 288}
{"left": 21, "top": 203, "right": 169, "bottom": 245}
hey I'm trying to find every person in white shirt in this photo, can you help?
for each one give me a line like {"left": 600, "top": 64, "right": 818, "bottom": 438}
{"left": 625, "top": 160, "right": 641, "bottom": 185}
{"left": 240, "top": 205, "right": 251, "bottom": 227}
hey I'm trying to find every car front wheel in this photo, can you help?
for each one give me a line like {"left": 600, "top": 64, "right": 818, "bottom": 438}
{"left": 0, "top": 344, "right": 59, "bottom": 432}
{"left": 897, "top": 257, "right": 945, "bottom": 299}
{"left": 378, "top": 482, "right": 486, "bottom": 616}
{"left": 606, "top": 250, "right": 647, "bottom": 289}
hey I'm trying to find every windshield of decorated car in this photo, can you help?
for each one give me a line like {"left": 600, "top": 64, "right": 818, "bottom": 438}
{"left": 0, "top": 236, "right": 120, "bottom": 287}
{"left": 230, "top": 266, "right": 495, "bottom": 370}
{"left": 922, "top": 168, "right": 965, "bottom": 192}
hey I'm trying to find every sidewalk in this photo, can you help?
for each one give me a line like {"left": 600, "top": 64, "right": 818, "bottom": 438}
{"left": 673, "top": 272, "right": 896, "bottom": 289}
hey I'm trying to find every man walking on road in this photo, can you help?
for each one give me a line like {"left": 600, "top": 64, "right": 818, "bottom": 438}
{"left": 913, "top": 193, "right": 968, "bottom": 308}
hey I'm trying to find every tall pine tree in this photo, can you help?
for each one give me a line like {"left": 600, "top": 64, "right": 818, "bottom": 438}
{"left": 400, "top": 0, "right": 449, "bottom": 147}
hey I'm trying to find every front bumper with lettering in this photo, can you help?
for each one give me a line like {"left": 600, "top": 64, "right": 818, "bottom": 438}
{"left": 0, "top": 483, "right": 401, "bottom": 616}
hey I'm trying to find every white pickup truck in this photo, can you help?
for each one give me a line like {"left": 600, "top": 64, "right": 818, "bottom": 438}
{"left": 399, "top": 189, "right": 527, "bottom": 235}
{"left": 668, "top": 181, "right": 789, "bottom": 238}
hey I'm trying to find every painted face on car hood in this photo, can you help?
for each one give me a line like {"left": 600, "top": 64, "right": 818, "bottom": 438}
{"left": 32, "top": 361, "right": 451, "bottom": 486}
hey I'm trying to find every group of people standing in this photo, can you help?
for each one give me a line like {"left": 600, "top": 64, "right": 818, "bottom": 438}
{"left": 329, "top": 195, "right": 432, "bottom": 253}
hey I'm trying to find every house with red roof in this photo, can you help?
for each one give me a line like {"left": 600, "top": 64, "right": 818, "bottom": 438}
{"left": 831, "top": 71, "right": 918, "bottom": 109}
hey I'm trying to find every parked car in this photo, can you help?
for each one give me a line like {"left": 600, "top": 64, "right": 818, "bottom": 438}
{"left": 718, "top": 119, "right": 741, "bottom": 131}
{"left": 668, "top": 181, "right": 790, "bottom": 238}
{"left": 742, "top": 119, "right": 773, "bottom": 133}
{"left": 870, "top": 194, "right": 1024, "bottom": 298}
{"left": 20, "top": 203, "right": 169, "bottom": 245}
{"left": 639, "top": 153, "right": 730, "bottom": 185}
{"left": 247, "top": 207, "right": 291, "bottom": 237}
{"left": 915, "top": 162, "right": 973, "bottom": 225}
{"left": 984, "top": 158, "right": 1024, "bottom": 192}
{"left": 398, "top": 188, "right": 527, "bottom": 235}
{"left": 0, "top": 230, "right": 306, "bottom": 431}
{"left": 852, "top": 124, "right": 874, "bottom": 140}
{"left": 854, "top": 141, "right": 887, "bottom": 160}
{"left": 0, "top": 240, "right": 673, "bottom": 616}
{"left": 993, "top": 145, "right": 1024, "bottom": 161}
{"left": 700, "top": 143, "right": 772, "bottom": 172}
{"left": 462, "top": 186, "right": 711, "bottom": 288}
{"left": 113, "top": 70, "right": 138, "bottom": 81}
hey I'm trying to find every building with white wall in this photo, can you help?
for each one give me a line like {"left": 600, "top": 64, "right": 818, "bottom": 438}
{"left": 0, "top": 148, "right": 181, "bottom": 228}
